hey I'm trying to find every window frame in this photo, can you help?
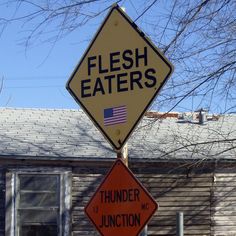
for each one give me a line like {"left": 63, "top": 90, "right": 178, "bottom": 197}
{"left": 5, "top": 168, "right": 71, "bottom": 236}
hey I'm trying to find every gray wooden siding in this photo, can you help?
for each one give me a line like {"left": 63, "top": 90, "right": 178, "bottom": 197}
{"left": 71, "top": 164, "right": 213, "bottom": 236}
{"left": 1, "top": 161, "right": 236, "bottom": 236}
{"left": 212, "top": 172, "right": 236, "bottom": 236}
{"left": 72, "top": 166, "right": 108, "bottom": 236}
{"left": 137, "top": 173, "right": 212, "bottom": 236}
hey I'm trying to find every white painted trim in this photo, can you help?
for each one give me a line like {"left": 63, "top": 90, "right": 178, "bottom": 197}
{"left": 5, "top": 168, "right": 72, "bottom": 236}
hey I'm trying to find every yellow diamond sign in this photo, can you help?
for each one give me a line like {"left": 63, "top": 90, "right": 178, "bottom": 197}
{"left": 66, "top": 4, "right": 174, "bottom": 151}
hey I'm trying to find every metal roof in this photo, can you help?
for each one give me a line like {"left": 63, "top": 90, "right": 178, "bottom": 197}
{"left": 0, "top": 108, "right": 235, "bottom": 161}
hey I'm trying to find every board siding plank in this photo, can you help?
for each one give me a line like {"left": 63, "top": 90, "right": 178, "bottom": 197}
{"left": 212, "top": 169, "right": 236, "bottom": 235}
{"left": 71, "top": 167, "right": 212, "bottom": 236}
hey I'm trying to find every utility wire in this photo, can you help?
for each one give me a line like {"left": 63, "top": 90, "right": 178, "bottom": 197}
{"left": 5, "top": 76, "right": 66, "bottom": 81}
{"left": 4, "top": 85, "right": 63, "bottom": 89}
{"left": 128, "top": 0, "right": 139, "bottom": 15}
{"left": 134, "top": 0, "right": 158, "bottom": 22}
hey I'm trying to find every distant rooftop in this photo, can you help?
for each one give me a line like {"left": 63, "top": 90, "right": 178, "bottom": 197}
{"left": 0, "top": 108, "right": 235, "bottom": 161}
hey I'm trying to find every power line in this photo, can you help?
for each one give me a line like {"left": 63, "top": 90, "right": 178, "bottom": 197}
{"left": 128, "top": 0, "right": 139, "bottom": 15}
{"left": 4, "top": 76, "right": 67, "bottom": 81}
{"left": 3, "top": 85, "right": 64, "bottom": 89}
{"left": 134, "top": 0, "right": 158, "bottom": 22}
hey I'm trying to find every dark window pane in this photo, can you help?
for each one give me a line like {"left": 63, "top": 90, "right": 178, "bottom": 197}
{"left": 19, "top": 175, "right": 58, "bottom": 191}
{"left": 18, "top": 209, "right": 58, "bottom": 224}
{"left": 19, "top": 192, "right": 58, "bottom": 207}
{"left": 18, "top": 174, "right": 61, "bottom": 236}
{"left": 21, "top": 225, "right": 57, "bottom": 236}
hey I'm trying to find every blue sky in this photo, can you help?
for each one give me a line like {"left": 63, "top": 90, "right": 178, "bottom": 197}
{"left": 0, "top": 2, "right": 148, "bottom": 109}
{"left": 1, "top": 1, "right": 230, "bottom": 114}
{"left": 0, "top": 13, "right": 90, "bottom": 109}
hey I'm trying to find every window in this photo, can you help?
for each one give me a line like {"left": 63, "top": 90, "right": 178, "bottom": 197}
{"left": 18, "top": 174, "right": 60, "bottom": 236}
{"left": 5, "top": 170, "right": 71, "bottom": 236}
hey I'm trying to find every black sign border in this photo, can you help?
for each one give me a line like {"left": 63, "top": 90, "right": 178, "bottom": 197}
{"left": 66, "top": 4, "right": 174, "bottom": 151}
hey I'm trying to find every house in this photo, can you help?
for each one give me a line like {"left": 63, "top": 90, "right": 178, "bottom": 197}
{"left": 0, "top": 107, "right": 236, "bottom": 235}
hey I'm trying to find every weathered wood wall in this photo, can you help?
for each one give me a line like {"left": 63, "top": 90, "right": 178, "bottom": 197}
{"left": 72, "top": 166, "right": 108, "bottom": 236}
{"left": 1, "top": 161, "right": 236, "bottom": 236}
{"left": 71, "top": 162, "right": 213, "bottom": 236}
{"left": 137, "top": 173, "right": 212, "bottom": 235}
{"left": 212, "top": 170, "right": 236, "bottom": 236}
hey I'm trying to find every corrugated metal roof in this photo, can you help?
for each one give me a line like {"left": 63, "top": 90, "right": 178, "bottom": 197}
{"left": 0, "top": 108, "right": 235, "bottom": 161}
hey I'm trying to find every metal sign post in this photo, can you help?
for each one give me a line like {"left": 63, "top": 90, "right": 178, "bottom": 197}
{"left": 117, "top": 145, "right": 148, "bottom": 236}
{"left": 117, "top": 143, "right": 128, "bottom": 166}
{"left": 140, "top": 225, "right": 148, "bottom": 236}
{"left": 176, "top": 212, "right": 184, "bottom": 236}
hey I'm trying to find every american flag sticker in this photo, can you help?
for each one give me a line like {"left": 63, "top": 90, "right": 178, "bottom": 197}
{"left": 104, "top": 105, "right": 127, "bottom": 126}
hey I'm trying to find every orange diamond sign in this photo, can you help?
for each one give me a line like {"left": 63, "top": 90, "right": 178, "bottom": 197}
{"left": 85, "top": 159, "right": 158, "bottom": 236}
{"left": 66, "top": 4, "right": 173, "bottom": 150}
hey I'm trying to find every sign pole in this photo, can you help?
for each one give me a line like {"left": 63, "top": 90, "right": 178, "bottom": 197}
{"left": 117, "top": 143, "right": 128, "bottom": 166}
{"left": 115, "top": 6, "right": 129, "bottom": 167}
{"left": 117, "top": 143, "right": 148, "bottom": 236}
{"left": 66, "top": 3, "right": 171, "bottom": 236}
{"left": 176, "top": 212, "right": 184, "bottom": 236}
{"left": 140, "top": 225, "right": 148, "bottom": 236}
{"left": 115, "top": 9, "right": 146, "bottom": 236}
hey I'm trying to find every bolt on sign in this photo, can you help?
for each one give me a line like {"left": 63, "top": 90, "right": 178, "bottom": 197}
{"left": 66, "top": 4, "right": 174, "bottom": 151}
{"left": 85, "top": 159, "right": 158, "bottom": 236}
